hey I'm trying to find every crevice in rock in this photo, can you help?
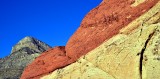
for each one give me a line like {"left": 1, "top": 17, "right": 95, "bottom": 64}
{"left": 139, "top": 31, "right": 155, "bottom": 79}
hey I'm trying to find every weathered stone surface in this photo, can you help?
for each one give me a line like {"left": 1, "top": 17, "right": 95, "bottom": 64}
{"left": 0, "top": 36, "right": 51, "bottom": 79}
{"left": 42, "top": 59, "right": 115, "bottom": 79}
{"left": 20, "top": 46, "right": 74, "bottom": 79}
{"left": 66, "top": 0, "right": 159, "bottom": 60}
{"left": 41, "top": 1, "right": 160, "bottom": 79}
{"left": 142, "top": 23, "right": 160, "bottom": 78}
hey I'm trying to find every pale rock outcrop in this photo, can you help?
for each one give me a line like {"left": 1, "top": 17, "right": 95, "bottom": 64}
{"left": 42, "top": 59, "right": 115, "bottom": 79}
{"left": 131, "top": 0, "right": 145, "bottom": 6}
{"left": 142, "top": 24, "right": 160, "bottom": 78}
{"left": 41, "top": 1, "right": 160, "bottom": 79}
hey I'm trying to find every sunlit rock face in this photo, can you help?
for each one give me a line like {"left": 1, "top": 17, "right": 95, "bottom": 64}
{"left": 21, "top": 0, "right": 160, "bottom": 79}
{"left": 0, "top": 36, "right": 51, "bottom": 79}
{"left": 65, "top": 0, "right": 159, "bottom": 60}
{"left": 41, "top": 1, "right": 160, "bottom": 79}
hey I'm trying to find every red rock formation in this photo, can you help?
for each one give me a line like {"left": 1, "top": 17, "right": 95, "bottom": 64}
{"left": 20, "top": 46, "right": 74, "bottom": 79}
{"left": 66, "top": 0, "right": 159, "bottom": 60}
{"left": 21, "top": 0, "right": 159, "bottom": 79}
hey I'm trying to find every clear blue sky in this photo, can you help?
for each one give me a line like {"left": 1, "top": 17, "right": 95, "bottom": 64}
{"left": 0, "top": 0, "right": 102, "bottom": 58}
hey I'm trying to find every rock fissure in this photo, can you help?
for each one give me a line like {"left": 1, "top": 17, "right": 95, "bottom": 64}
{"left": 139, "top": 30, "right": 156, "bottom": 79}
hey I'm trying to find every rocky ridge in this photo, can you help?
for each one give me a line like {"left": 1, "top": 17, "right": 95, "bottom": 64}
{"left": 0, "top": 36, "right": 51, "bottom": 79}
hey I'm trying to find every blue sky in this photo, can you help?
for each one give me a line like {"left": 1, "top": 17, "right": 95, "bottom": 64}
{"left": 0, "top": 0, "right": 102, "bottom": 58}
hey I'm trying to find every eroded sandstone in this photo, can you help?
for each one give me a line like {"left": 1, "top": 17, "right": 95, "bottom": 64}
{"left": 20, "top": 46, "right": 74, "bottom": 79}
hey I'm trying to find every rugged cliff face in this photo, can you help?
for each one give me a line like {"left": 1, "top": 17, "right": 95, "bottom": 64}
{"left": 21, "top": 0, "right": 160, "bottom": 79}
{"left": 0, "top": 36, "right": 51, "bottom": 79}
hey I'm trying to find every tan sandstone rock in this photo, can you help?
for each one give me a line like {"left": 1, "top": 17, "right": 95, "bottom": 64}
{"left": 142, "top": 23, "right": 160, "bottom": 78}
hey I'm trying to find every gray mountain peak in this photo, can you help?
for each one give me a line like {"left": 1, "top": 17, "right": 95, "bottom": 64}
{"left": 0, "top": 36, "right": 51, "bottom": 79}
{"left": 11, "top": 36, "right": 51, "bottom": 54}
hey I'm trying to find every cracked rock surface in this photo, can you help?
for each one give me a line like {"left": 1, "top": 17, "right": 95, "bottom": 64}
{"left": 142, "top": 25, "right": 160, "bottom": 79}
{"left": 0, "top": 36, "right": 51, "bottom": 79}
{"left": 41, "top": 1, "right": 160, "bottom": 79}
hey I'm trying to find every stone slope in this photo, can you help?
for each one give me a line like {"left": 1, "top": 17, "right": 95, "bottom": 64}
{"left": 41, "top": 1, "right": 160, "bottom": 79}
{"left": 0, "top": 36, "right": 51, "bottom": 79}
{"left": 20, "top": 0, "right": 160, "bottom": 79}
